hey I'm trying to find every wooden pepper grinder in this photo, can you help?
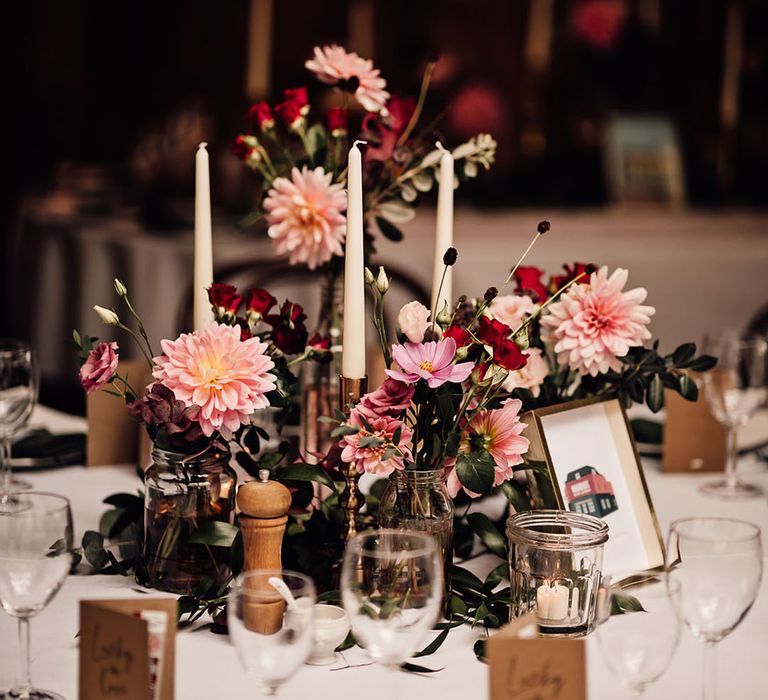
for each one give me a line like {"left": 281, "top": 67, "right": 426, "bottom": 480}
{"left": 237, "top": 469, "right": 292, "bottom": 634}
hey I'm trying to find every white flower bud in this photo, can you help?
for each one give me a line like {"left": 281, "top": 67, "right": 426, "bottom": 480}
{"left": 364, "top": 267, "right": 375, "bottom": 285}
{"left": 113, "top": 278, "right": 128, "bottom": 297}
{"left": 94, "top": 305, "right": 119, "bottom": 326}
{"left": 436, "top": 302, "right": 452, "bottom": 327}
{"left": 376, "top": 266, "right": 390, "bottom": 294}
{"left": 455, "top": 345, "right": 469, "bottom": 361}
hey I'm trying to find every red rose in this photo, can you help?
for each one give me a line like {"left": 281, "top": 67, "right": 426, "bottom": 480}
{"left": 326, "top": 108, "right": 348, "bottom": 136}
{"left": 232, "top": 135, "right": 253, "bottom": 161}
{"left": 514, "top": 266, "right": 549, "bottom": 302}
{"left": 246, "top": 287, "right": 277, "bottom": 320}
{"left": 246, "top": 101, "right": 274, "bottom": 131}
{"left": 266, "top": 300, "right": 308, "bottom": 354}
{"left": 477, "top": 316, "right": 511, "bottom": 347}
{"left": 357, "top": 378, "right": 415, "bottom": 420}
{"left": 208, "top": 283, "right": 242, "bottom": 318}
{"left": 493, "top": 337, "right": 529, "bottom": 372}
{"left": 550, "top": 262, "right": 593, "bottom": 293}
{"left": 307, "top": 332, "right": 332, "bottom": 364}
{"left": 444, "top": 325, "right": 472, "bottom": 347}
{"left": 362, "top": 95, "right": 416, "bottom": 163}
{"left": 275, "top": 87, "right": 309, "bottom": 127}
{"left": 236, "top": 319, "right": 252, "bottom": 341}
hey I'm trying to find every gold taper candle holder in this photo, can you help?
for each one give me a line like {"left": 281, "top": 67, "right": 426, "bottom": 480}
{"left": 338, "top": 375, "right": 368, "bottom": 542}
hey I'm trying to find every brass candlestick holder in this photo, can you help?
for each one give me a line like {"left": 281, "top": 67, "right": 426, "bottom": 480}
{"left": 338, "top": 375, "right": 367, "bottom": 542}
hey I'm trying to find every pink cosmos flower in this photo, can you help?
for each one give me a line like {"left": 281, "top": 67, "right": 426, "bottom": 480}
{"left": 305, "top": 45, "right": 390, "bottom": 114}
{"left": 502, "top": 347, "right": 549, "bottom": 397}
{"left": 540, "top": 266, "right": 655, "bottom": 377}
{"left": 357, "top": 378, "right": 415, "bottom": 420}
{"left": 79, "top": 341, "right": 119, "bottom": 394}
{"left": 385, "top": 338, "right": 473, "bottom": 388}
{"left": 152, "top": 323, "right": 276, "bottom": 439}
{"left": 263, "top": 166, "right": 346, "bottom": 270}
{"left": 339, "top": 410, "right": 413, "bottom": 476}
{"left": 445, "top": 399, "right": 530, "bottom": 498}
{"left": 489, "top": 294, "right": 536, "bottom": 331}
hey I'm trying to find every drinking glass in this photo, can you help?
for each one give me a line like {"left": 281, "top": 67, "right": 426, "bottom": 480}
{"left": 228, "top": 569, "right": 316, "bottom": 696}
{"left": 341, "top": 529, "right": 442, "bottom": 677}
{"left": 0, "top": 341, "right": 38, "bottom": 494}
{"left": 596, "top": 573, "right": 681, "bottom": 697}
{"left": 0, "top": 492, "right": 74, "bottom": 700}
{"left": 666, "top": 518, "right": 763, "bottom": 700}
{"left": 700, "top": 331, "right": 767, "bottom": 498}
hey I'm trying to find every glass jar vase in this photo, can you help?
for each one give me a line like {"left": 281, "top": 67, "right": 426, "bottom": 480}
{"left": 378, "top": 470, "right": 454, "bottom": 602}
{"left": 142, "top": 445, "right": 237, "bottom": 595}
{"left": 507, "top": 510, "right": 609, "bottom": 637}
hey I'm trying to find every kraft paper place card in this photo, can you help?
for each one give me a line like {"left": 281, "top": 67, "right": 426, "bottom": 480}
{"left": 79, "top": 598, "right": 176, "bottom": 700}
{"left": 662, "top": 388, "right": 725, "bottom": 472}
{"left": 87, "top": 359, "right": 151, "bottom": 467}
{"left": 488, "top": 614, "right": 586, "bottom": 700}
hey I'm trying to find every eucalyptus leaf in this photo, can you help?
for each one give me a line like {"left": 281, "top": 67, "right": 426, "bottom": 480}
{"left": 646, "top": 374, "right": 664, "bottom": 413}
{"left": 82, "top": 530, "right": 109, "bottom": 571}
{"left": 413, "top": 626, "right": 450, "bottom": 657}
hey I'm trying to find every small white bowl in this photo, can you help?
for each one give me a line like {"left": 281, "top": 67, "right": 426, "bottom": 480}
{"left": 307, "top": 604, "right": 350, "bottom": 665}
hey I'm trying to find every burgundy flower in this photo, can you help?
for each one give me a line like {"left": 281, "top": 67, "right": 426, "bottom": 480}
{"left": 476, "top": 316, "right": 511, "bottom": 347}
{"left": 362, "top": 95, "right": 416, "bottom": 163}
{"left": 246, "top": 101, "right": 275, "bottom": 131}
{"left": 493, "top": 337, "right": 529, "bottom": 372}
{"left": 79, "top": 341, "right": 119, "bottom": 394}
{"left": 549, "top": 262, "right": 593, "bottom": 294}
{"left": 266, "top": 300, "right": 308, "bottom": 354}
{"left": 232, "top": 135, "right": 254, "bottom": 160}
{"left": 444, "top": 325, "right": 472, "bottom": 347}
{"left": 246, "top": 287, "right": 277, "bottom": 321}
{"left": 208, "top": 283, "right": 242, "bottom": 319}
{"left": 326, "top": 107, "right": 348, "bottom": 136}
{"left": 127, "top": 383, "right": 205, "bottom": 448}
{"left": 307, "top": 332, "right": 332, "bottom": 364}
{"left": 357, "top": 378, "right": 415, "bottom": 420}
{"left": 275, "top": 87, "right": 309, "bottom": 128}
{"left": 236, "top": 319, "right": 252, "bottom": 341}
{"left": 514, "top": 265, "right": 549, "bottom": 302}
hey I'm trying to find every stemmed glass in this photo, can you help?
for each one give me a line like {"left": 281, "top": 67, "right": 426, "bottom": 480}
{"left": 596, "top": 573, "right": 681, "bottom": 697}
{"left": 228, "top": 569, "right": 316, "bottom": 696}
{"left": 341, "top": 529, "right": 443, "bottom": 687}
{"left": 0, "top": 492, "right": 74, "bottom": 700}
{"left": 700, "top": 331, "right": 767, "bottom": 499}
{"left": 0, "top": 340, "right": 38, "bottom": 494}
{"left": 666, "top": 518, "right": 763, "bottom": 700}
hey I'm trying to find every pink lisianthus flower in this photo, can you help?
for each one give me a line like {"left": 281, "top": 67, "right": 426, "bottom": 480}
{"left": 357, "top": 378, "right": 415, "bottom": 420}
{"left": 152, "top": 323, "right": 276, "bottom": 439}
{"left": 502, "top": 347, "right": 549, "bottom": 397}
{"left": 79, "top": 341, "right": 119, "bottom": 394}
{"left": 489, "top": 294, "right": 536, "bottom": 330}
{"left": 397, "top": 300, "right": 431, "bottom": 343}
{"left": 385, "top": 338, "right": 473, "bottom": 388}
{"left": 540, "top": 266, "right": 655, "bottom": 377}
{"left": 263, "top": 166, "right": 347, "bottom": 270}
{"left": 339, "top": 409, "right": 413, "bottom": 476}
{"left": 445, "top": 399, "right": 530, "bottom": 498}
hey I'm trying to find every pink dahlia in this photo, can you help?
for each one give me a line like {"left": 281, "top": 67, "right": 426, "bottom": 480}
{"left": 502, "top": 347, "right": 549, "bottom": 397}
{"left": 79, "top": 341, "right": 119, "bottom": 394}
{"left": 489, "top": 294, "right": 536, "bottom": 331}
{"left": 305, "top": 45, "right": 390, "bottom": 115}
{"left": 446, "top": 399, "right": 530, "bottom": 498}
{"left": 541, "top": 266, "right": 655, "bottom": 377}
{"left": 385, "top": 337, "right": 473, "bottom": 388}
{"left": 339, "top": 410, "right": 413, "bottom": 476}
{"left": 152, "top": 323, "right": 276, "bottom": 439}
{"left": 263, "top": 166, "right": 346, "bottom": 270}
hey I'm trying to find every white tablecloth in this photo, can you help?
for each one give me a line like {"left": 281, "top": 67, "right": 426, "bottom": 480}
{"left": 1, "top": 406, "right": 767, "bottom": 699}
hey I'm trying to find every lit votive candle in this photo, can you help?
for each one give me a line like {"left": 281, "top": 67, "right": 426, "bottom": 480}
{"left": 536, "top": 582, "right": 578, "bottom": 622}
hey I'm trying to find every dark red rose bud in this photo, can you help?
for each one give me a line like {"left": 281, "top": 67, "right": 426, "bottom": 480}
{"left": 585, "top": 263, "right": 597, "bottom": 275}
{"left": 266, "top": 300, "right": 309, "bottom": 354}
{"left": 493, "top": 337, "right": 529, "bottom": 371}
{"left": 327, "top": 108, "right": 348, "bottom": 135}
{"left": 246, "top": 288, "right": 277, "bottom": 319}
{"left": 484, "top": 286, "right": 498, "bottom": 302}
{"left": 537, "top": 220, "right": 551, "bottom": 235}
{"left": 307, "top": 333, "right": 333, "bottom": 364}
{"left": 477, "top": 316, "right": 511, "bottom": 347}
{"left": 550, "top": 262, "right": 595, "bottom": 293}
{"left": 444, "top": 325, "right": 472, "bottom": 347}
{"left": 208, "top": 283, "right": 242, "bottom": 317}
{"left": 443, "top": 247, "right": 458, "bottom": 266}
{"left": 514, "top": 265, "right": 549, "bottom": 302}
{"left": 246, "top": 101, "right": 274, "bottom": 131}
{"left": 283, "top": 87, "right": 308, "bottom": 111}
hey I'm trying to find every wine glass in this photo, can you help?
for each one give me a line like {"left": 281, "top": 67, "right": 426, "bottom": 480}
{"left": 700, "top": 331, "right": 767, "bottom": 498}
{"left": 0, "top": 492, "right": 74, "bottom": 699}
{"left": 341, "top": 529, "right": 442, "bottom": 680}
{"left": 666, "top": 518, "right": 763, "bottom": 700}
{"left": 228, "top": 569, "right": 315, "bottom": 696}
{"left": 0, "top": 340, "right": 38, "bottom": 494}
{"left": 596, "top": 573, "right": 681, "bottom": 697}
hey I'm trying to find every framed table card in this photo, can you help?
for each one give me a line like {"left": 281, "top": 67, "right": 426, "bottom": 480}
{"left": 521, "top": 396, "right": 665, "bottom": 577}
{"left": 79, "top": 598, "right": 176, "bottom": 700}
{"left": 488, "top": 614, "right": 586, "bottom": 700}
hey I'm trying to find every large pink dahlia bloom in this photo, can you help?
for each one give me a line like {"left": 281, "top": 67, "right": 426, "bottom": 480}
{"left": 305, "top": 45, "right": 390, "bottom": 114}
{"left": 263, "top": 166, "right": 346, "bottom": 270}
{"left": 540, "top": 266, "right": 655, "bottom": 376}
{"left": 152, "top": 323, "right": 276, "bottom": 438}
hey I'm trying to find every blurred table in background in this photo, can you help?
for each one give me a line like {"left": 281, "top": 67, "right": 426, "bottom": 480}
{"left": 10, "top": 199, "right": 768, "bottom": 381}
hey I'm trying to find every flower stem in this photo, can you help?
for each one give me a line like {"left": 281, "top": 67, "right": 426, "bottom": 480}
{"left": 397, "top": 59, "right": 437, "bottom": 147}
{"left": 117, "top": 322, "right": 154, "bottom": 369}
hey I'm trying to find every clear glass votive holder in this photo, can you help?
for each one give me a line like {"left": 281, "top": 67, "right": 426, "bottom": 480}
{"left": 507, "top": 510, "right": 609, "bottom": 637}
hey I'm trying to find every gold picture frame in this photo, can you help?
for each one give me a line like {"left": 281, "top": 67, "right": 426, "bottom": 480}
{"left": 521, "top": 396, "right": 665, "bottom": 577}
